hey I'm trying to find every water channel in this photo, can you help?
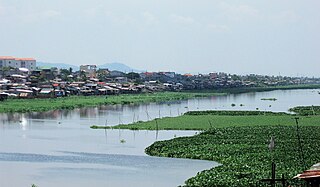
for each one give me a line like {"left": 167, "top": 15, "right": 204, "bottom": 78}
{"left": 0, "top": 89, "right": 319, "bottom": 187}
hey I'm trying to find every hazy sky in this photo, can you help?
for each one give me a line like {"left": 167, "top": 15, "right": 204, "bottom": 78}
{"left": 0, "top": 0, "right": 319, "bottom": 76}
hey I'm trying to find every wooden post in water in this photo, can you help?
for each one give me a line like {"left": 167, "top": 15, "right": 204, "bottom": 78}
{"left": 294, "top": 117, "right": 306, "bottom": 170}
{"left": 133, "top": 112, "right": 135, "bottom": 123}
{"left": 146, "top": 110, "right": 151, "bottom": 120}
{"left": 271, "top": 162, "right": 276, "bottom": 187}
{"left": 155, "top": 119, "right": 159, "bottom": 140}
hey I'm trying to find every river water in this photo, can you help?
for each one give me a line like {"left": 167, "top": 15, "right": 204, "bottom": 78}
{"left": 0, "top": 89, "right": 319, "bottom": 187}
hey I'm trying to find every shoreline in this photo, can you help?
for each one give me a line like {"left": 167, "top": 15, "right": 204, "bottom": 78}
{"left": 0, "top": 84, "right": 319, "bottom": 113}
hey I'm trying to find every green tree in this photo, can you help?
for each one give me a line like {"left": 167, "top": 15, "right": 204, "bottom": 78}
{"left": 126, "top": 72, "right": 140, "bottom": 80}
{"left": 0, "top": 66, "right": 12, "bottom": 77}
{"left": 79, "top": 70, "right": 88, "bottom": 81}
{"left": 60, "top": 68, "right": 70, "bottom": 80}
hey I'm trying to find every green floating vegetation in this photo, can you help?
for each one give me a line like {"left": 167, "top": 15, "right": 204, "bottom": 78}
{"left": 289, "top": 106, "right": 320, "bottom": 116}
{"left": 0, "top": 92, "right": 223, "bottom": 113}
{"left": 146, "top": 126, "right": 320, "bottom": 187}
{"left": 91, "top": 108, "right": 320, "bottom": 186}
{"left": 261, "top": 98, "right": 277, "bottom": 101}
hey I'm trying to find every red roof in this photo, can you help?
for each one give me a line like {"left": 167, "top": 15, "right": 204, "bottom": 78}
{"left": 0, "top": 56, "right": 36, "bottom": 61}
{"left": 14, "top": 58, "right": 36, "bottom": 61}
{"left": 0, "top": 56, "right": 15, "bottom": 60}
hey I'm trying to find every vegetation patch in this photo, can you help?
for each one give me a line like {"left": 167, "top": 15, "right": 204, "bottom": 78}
{"left": 261, "top": 98, "right": 277, "bottom": 101}
{"left": 184, "top": 110, "right": 290, "bottom": 116}
{"left": 146, "top": 126, "right": 320, "bottom": 187}
{"left": 0, "top": 92, "right": 224, "bottom": 113}
{"left": 93, "top": 110, "right": 320, "bottom": 130}
{"left": 289, "top": 106, "right": 320, "bottom": 116}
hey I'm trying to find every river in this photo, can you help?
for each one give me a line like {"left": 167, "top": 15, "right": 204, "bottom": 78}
{"left": 0, "top": 89, "right": 319, "bottom": 187}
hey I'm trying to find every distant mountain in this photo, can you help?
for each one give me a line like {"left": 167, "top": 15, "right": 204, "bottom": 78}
{"left": 37, "top": 62, "right": 79, "bottom": 71}
{"left": 37, "top": 61, "right": 141, "bottom": 73}
{"left": 98, "top": 62, "right": 142, "bottom": 73}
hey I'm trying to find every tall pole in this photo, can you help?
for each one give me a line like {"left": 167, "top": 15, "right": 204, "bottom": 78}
{"left": 294, "top": 117, "right": 306, "bottom": 170}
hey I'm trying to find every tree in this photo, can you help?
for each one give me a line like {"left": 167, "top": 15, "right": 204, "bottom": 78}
{"left": 126, "top": 72, "right": 140, "bottom": 80}
{"left": 0, "top": 66, "right": 12, "bottom": 77}
{"left": 60, "top": 68, "right": 71, "bottom": 81}
{"left": 96, "top": 69, "right": 109, "bottom": 81}
{"left": 79, "top": 70, "right": 88, "bottom": 81}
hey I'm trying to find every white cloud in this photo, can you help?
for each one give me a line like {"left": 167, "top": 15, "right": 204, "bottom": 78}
{"left": 171, "top": 14, "right": 195, "bottom": 25}
{"left": 219, "top": 2, "right": 259, "bottom": 21}
{"left": 21, "top": 10, "right": 62, "bottom": 23}
{"left": 110, "top": 14, "right": 136, "bottom": 25}
{"left": 142, "top": 11, "right": 156, "bottom": 24}
{"left": 207, "top": 24, "right": 230, "bottom": 32}
{"left": 84, "top": 7, "right": 100, "bottom": 18}
{"left": 42, "top": 10, "right": 61, "bottom": 18}
{"left": 274, "top": 10, "right": 300, "bottom": 23}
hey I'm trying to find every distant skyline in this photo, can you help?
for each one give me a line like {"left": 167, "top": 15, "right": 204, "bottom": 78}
{"left": 0, "top": 0, "right": 319, "bottom": 77}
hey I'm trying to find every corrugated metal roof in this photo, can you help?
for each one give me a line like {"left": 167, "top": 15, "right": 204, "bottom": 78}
{"left": 296, "top": 163, "right": 320, "bottom": 179}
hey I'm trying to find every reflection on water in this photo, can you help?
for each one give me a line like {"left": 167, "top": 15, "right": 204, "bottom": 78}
{"left": 1, "top": 89, "right": 319, "bottom": 127}
{"left": 0, "top": 89, "right": 319, "bottom": 187}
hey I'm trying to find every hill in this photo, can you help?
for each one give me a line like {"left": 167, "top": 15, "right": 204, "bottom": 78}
{"left": 36, "top": 62, "right": 141, "bottom": 72}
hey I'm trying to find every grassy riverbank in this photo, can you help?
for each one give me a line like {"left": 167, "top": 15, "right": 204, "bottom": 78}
{"left": 1, "top": 84, "right": 319, "bottom": 113}
{"left": 91, "top": 109, "right": 320, "bottom": 130}
{"left": 92, "top": 109, "right": 320, "bottom": 186}
{"left": 187, "top": 84, "right": 320, "bottom": 94}
{"left": 0, "top": 92, "right": 225, "bottom": 113}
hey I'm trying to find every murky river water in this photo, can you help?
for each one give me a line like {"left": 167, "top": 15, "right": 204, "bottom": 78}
{"left": 0, "top": 89, "right": 319, "bottom": 187}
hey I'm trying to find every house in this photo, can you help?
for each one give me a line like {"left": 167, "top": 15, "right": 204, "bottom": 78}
{"left": 38, "top": 87, "right": 55, "bottom": 98}
{"left": 295, "top": 163, "right": 320, "bottom": 187}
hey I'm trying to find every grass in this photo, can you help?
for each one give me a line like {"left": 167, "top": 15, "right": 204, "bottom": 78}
{"left": 91, "top": 110, "right": 320, "bottom": 130}
{"left": 0, "top": 92, "right": 224, "bottom": 113}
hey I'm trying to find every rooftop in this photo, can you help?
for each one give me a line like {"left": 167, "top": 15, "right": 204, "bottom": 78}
{"left": 0, "top": 56, "right": 36, "bottom": 61}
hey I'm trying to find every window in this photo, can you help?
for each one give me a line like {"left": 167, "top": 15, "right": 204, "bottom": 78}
{"left": 21, "top": 61, "right": 26, "bottom": 68}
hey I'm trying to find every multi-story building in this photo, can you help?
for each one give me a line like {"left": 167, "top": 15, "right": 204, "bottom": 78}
{"left": 80, "top": 65, "right": 97, "bottom": 78}
{"left": 0, "top": 56, "right": 36, "bottom": 71}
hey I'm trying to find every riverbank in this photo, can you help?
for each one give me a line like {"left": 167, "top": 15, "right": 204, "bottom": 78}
{"left": 1, "top": 84, "right": 319, "bottom": 113}
{"left": 186, "top": 84, "right": 320, "bottom": 94}
{"left": 0, "top": 92, "right": 225, "bottom": 113}
{"left": 92, "top": 108, "right": 320, "bottom": 186}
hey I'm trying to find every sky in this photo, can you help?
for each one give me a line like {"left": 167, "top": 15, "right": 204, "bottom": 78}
{"left": 0, "top": 0, "right": 319, "bottom": 77}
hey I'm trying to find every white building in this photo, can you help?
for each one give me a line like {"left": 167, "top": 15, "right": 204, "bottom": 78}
{"left": 80, "top": 65, "right": 97, "bottom": 78}
{"left": 0, "top": 56, "right": 36, "bottom": 71}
